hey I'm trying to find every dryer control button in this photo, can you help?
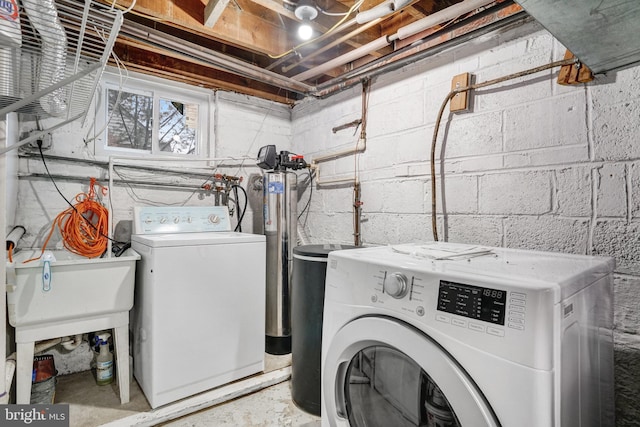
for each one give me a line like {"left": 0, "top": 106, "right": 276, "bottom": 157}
{"left": 452, "top": 318, "right": 468, "bottom": 328}
{"left": 487, "top": 327, "right": 505, "bottom": 337}
{"left": 469, "top": 322, "right": 485, "bottom": 332}
{"left": 436, "top": 314, "right": 450, "bottom": 323}
{"left": 416, "top": 306, "right": 425, "bottom": 316}
{"left": 508, "top": 323, "right": 525, "bottom": 331}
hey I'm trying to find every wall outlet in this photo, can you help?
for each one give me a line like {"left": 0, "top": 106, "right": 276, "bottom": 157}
{"left": 450, "top": 73, "right": 470, "bottom": 112}
{"left": 28, "top": 132, "right": 53, "bottom": 150}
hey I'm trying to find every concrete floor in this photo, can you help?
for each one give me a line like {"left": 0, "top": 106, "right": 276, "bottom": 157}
{"left": 53, "top": 354, "right": 321, "bottom": 427}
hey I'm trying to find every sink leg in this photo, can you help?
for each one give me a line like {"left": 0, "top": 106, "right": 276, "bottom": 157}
{"left": 113, "top": 325, "right": 129, "bottom": 404}
{"left": 16, "top": 341, "right": 35, "bottom": 404}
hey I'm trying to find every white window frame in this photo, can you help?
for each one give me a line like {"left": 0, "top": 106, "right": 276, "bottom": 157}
{"left": 94, "top": 68, "right": 213, "bottom": 159}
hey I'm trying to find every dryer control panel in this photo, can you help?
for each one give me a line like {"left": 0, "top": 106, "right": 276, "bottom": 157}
{"left": 436, "top": 280, "right": 507, "bottom": 326}
{"left": 372, "top": 267, "right": 529, "bottom": 340}
{"left": 133, "top": 206, "right": 232, "bottom": 234}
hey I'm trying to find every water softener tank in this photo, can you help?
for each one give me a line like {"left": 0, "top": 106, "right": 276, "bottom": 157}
{"left": 263, "top": 170, "right": 297, "bottom": 354}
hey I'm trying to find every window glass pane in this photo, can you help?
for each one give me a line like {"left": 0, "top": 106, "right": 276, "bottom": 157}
{"left": 107, "top": 89, "right": 153, "bottom": 151}
{"left": 158, "top": 98, "right": 198, "bottom": 155}
{"left": 344, "top": 346, "right": 460, "bottom": 427}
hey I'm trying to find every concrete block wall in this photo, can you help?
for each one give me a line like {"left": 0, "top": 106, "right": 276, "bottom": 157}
{"left": 292, "top": 19, "right": 640, "bottom": 425}
{"left": 13, "top": 90, "right": 291, "bottom": 248}
{"left": 10, "top": 89, "right": 291, "bottom": 373}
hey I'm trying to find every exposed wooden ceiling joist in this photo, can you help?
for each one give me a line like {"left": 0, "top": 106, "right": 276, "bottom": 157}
{"left": 103, "top": 0, "right": 522, "bottom": 103}
{"left": 204, "top": 0, "right": 230, "bottom": 27}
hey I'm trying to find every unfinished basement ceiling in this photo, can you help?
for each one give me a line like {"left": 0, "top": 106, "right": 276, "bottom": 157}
{"left": 103, "top": 0, "right": 525, "bottom": 103}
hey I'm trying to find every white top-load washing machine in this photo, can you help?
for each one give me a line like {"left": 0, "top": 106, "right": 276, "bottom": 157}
{"left": 130, "top": 206, "right": 266, "bottom": 408}
{"left": 321, "top": 242, "right": 615, "bottom": 427}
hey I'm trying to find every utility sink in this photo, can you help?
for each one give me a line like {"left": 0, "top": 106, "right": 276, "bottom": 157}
{"left": 6, "top": 248, "right": 139, "bottom": 405}
{"left": 6, "top": 249, "right": 140, "bottom": 327}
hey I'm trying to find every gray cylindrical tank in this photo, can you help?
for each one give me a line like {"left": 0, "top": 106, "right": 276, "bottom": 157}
{"left": 263, "top": 170, "right": 297, "bottom": 354}
{"left": 291, "top": 244, "right": 356, "bottom": 415}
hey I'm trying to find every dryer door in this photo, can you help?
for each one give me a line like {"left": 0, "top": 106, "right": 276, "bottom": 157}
{"left": 323, "top": 316, "right": 500, "bottom": 427}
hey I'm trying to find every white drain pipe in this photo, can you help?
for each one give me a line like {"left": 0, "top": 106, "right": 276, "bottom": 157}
{"left": 0, "top": 360, "right": 15, "bottom": 404}
{"left": 292, "top": 0, "right": 495, "bottom": 82}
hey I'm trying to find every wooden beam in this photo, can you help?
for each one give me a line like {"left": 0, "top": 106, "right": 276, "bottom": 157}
{"left": 113, "top": 41, "right": 299, "bottom": 104}
{"left": 204, "top": 0, "right": 231, "bottom": 27}
{"left": 114, "top": 0, "right": 290, "bottom": 56}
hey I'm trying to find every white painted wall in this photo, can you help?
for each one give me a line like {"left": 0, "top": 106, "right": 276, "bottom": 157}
{"left": 292, "top": 19, "right": 640, "bottom": 424}
{"left": 11, "top": 86, "right": 292, "bottom": 375}
{"left": 15, "top": 89, "right": 292, "bottom": 249}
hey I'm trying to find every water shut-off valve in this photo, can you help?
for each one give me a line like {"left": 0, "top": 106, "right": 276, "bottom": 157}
{"left": 256, "top": 145, "right": 307, "bottom": 171}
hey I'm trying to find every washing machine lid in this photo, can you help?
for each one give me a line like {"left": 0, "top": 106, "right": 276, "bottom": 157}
{"left": 131, "top": 231, "right": 265, "bottom": 248}
{"left": 323, "top": 316, "right": 501, "bottom": 427}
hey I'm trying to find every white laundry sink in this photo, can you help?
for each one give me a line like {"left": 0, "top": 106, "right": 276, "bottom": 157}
{"left": 6, "top": 249, "right": 140, "bottom": 327}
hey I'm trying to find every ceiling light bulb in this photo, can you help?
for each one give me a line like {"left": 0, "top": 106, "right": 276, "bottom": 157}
{"left": 298, "top": 23, "right": 313, "bottom": 40}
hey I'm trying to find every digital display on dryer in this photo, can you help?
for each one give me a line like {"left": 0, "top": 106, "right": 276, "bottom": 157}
{"left": 437, "top": 280, "right": 506, "bottom": 325}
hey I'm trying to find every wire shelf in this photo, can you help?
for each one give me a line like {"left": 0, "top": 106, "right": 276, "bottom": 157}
{"left": 0, "top": 0, "right": 123, "bottom": 121}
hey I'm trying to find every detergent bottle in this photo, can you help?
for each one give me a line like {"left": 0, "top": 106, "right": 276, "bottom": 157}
{"left": 95, "top": 333, "right": 114, "bottom": 386}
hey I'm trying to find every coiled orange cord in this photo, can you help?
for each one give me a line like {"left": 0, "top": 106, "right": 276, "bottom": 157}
{"left": 24, "top": 178, "right": 109, "bottom": 263}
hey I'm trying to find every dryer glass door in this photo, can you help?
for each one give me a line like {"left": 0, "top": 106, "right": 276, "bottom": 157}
{"left": 323, "top": 316, "right": 499, "bottom": 427}
{"left": 344, "top": 345, "right": 459, "bottom": 426}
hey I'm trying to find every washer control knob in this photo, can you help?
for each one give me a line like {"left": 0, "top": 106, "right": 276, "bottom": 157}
{"left": 208, "top": 214, "right": 220, "bottom": 224}
{"left": 385, "top": 273, "right": 408, "bottom": 299}
{"left": 159, "top": 217, "right": 167, "bottom": 224}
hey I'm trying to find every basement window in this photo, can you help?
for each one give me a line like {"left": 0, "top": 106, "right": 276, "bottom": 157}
{"left": 95, "top": 70, "right": 212, "bottom": 158}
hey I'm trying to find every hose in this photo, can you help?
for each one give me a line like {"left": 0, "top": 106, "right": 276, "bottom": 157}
{"left": 24, "top": 178, "right": 109, "bottom": 262}
{"left": 232, "top": 184, "right": 248, "bottom": 232}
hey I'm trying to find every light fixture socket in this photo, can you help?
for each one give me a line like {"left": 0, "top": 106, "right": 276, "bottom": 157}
{"left": 294, "top": 0, "right": 318, "bottom": 21}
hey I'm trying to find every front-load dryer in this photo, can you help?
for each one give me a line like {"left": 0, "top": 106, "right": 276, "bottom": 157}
{"left": 321, "top": 242, "right": 615, "bottom": 427}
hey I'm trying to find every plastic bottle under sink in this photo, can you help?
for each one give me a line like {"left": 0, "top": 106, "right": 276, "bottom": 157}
{"left": 95, "top": 333, "right": 114, "bottom": 386}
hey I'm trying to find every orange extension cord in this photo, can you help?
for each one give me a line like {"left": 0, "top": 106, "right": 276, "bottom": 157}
{"left": 24, "top": 178, "right": 109, "bottom": 263}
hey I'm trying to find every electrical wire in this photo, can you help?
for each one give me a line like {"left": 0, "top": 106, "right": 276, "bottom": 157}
{"left": 231, "top": 187, "right": 241, "bottom": 231}
{"left": 298, "top": 168, "right": 313, "bottom": 226}
{"left": 23, "top": 177, "right": 110, "bottom": 262}
{"left": 320, "top": 9, "right": 350, "bottom": 16}
{"left": 232, "top": 88, "right": 284, "bottom": 177}
{"left": 429, "top": 57, "right": 577, "bottom": 242}
{"left": 23, "top": 145, "right": 127, "bottom": 263}
{"left": 232, "top": 184, "right": 248, "bottom": 232}
{"left": 83, "top": 31, "right": 129, "bottom": 147}
{"left": 112, "top": 166, "right": 200, "bottom": 206}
